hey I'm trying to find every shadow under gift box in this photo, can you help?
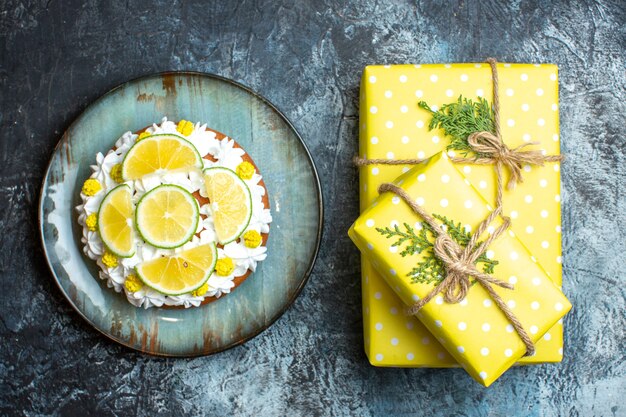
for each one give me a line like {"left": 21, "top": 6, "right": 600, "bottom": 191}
{"left": 349, "top": 152, "right": 571, "bottom": 386}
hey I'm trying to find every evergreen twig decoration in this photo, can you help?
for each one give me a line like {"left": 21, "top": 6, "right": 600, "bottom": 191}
{"left": 376, "top": 214, "right": 498, "bottom": 285}
{"left": 418, "top": 96, "right": 494, "bottom": 157}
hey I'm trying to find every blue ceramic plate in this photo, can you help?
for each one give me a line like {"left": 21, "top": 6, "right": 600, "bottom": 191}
{"left": 39, "top": 72, "right": 322, "bottom": 356}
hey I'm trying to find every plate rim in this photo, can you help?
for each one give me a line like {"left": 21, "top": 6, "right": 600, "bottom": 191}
{"left": 38, "top": 70, "right": 324, "bottom": 357}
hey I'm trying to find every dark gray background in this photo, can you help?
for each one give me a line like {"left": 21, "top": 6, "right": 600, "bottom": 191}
{"left": 1, "top": 0, "right": 625, "bottom": 416}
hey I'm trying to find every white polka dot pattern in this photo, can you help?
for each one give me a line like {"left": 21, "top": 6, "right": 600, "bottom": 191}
{"left": 355, "top": 63, "right": 568, "bottom": 381}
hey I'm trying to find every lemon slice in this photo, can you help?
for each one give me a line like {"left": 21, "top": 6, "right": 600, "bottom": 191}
{"left": 203, "top": 167, "right": 252, "bottom": 244}
{"left": 121, "top": 134, "right": 202, "bottom": 180}
{"left": 98, "top": 184, "right": 135, "bottom": 257}
{"left": 135, "top": 184, "right": 199, "bottom": 249}
{"left": 136, "top": 243, "right": 217, "bottom": 295}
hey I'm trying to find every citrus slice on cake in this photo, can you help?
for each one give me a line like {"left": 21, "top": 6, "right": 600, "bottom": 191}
{"left": 98, "top": 184, "right": 135, "bottom": 257}
{"left": 135, "top": 184, "right": 199, "bottom": 249}
{"left": 121, "top": 134, "right": 203, "bottom": 180}
{"left": 203, "top": 167, "right": 252, "bottom": 244}
{"left": 135, "top": 243, "right": 217, "bottom": 295}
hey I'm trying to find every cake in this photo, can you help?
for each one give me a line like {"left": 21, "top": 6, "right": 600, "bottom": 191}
{"left": 76, "top": 117, "right": 272, "bottom": 308}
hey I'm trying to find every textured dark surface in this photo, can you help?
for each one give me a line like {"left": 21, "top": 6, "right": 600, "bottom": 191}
{"left": 1, "top": 0, "right": 625, "bottom": 416}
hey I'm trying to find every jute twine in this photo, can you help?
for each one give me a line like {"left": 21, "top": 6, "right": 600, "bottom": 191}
{"left": 354, "top": 58, "right": 563, "bottom": 355}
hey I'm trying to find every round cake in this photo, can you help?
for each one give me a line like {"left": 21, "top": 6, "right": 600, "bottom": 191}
{"left": 76, "top": 117, "right": 272, "bottom": 308}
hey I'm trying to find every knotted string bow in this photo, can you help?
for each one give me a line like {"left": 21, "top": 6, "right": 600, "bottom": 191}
{"left": 452, "top": 131, "right": 562, "bottom": 190}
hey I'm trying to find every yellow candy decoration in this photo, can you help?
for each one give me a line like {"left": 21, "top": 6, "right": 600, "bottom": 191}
{"left": 236, "top": 161, "right": 255, "bottom": 180}
{"left": 137, "top": 131, "right": 151, "bottom": 141}
{"left": 85, "top": 213, "right": 98, "bottom": 231}
{"left": 110, "top": 164, "right": 123, "bottom": 183}
{"left": 242, "top": 230, "right": 262, "bottom": 248}
{"left": 176, "top": 120, "right": 194, "bottom": 136}
{"left": 81, "top": 179, "right": 102, "bottom": 196}
{"left": 215, "top": 257, "right": 234, "bottom": 276}
{"left": 191, "top": 282, "right": 209, "bottom": 297}
{"left": 101, "top": 251, "right": 118, "bottom": 268}
{"left": 124, "top": 274, "right": 143, "bottom": 292}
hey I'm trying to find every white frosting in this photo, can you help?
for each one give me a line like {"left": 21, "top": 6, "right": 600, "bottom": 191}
{"left": 76, "top": 117, "right": 272, "bottom": 309}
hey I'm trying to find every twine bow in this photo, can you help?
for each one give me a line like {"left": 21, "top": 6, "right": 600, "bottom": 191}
{"left": 452, "top": 131, "right": 561, "bottom": 190}
{"left": 354, "top": 58, "right": 562, "bottom": 356}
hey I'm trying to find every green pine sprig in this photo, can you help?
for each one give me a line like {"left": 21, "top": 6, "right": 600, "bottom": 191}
{"left": 418, "top": 96, "right": 494, "bottom": 156}
{"left": 376, "top": 214, "right": 499, "bottom": 285}
{"left": 376, "top": 222, "right": 431, "bottom": 257}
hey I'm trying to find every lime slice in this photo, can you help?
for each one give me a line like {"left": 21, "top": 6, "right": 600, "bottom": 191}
{"left": 136, "top": 243, "right": 217, "bottom": 295}
{"left": 135, "top": 184, "right": 199, "bottom": 249}
{"left": 97, "top": 184, "right": 135, "bottom": 257}
{"left": 203, "top": 167, "right": 253, "bottom": 244}
{"left": 121, "top": 134, "right": 202, "bottom": 180}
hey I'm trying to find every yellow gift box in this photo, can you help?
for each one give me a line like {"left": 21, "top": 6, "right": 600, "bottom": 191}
{"left": 357, "top": 63, "right": 565, "bottom": 367}
{"left": 349, "top": 151, "right": 571, "bottom": 386}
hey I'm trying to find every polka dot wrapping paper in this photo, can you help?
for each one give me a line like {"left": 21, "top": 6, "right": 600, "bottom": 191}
{"left": 349, "top": 151, "right": 571, "bottom": 387}
{"left": 352, "top": 63, "right": 569, "bottom": 385}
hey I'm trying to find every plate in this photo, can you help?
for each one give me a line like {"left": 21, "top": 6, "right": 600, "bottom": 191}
{"left": 39, "top": 72, "right": 323, "bottom": 356}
